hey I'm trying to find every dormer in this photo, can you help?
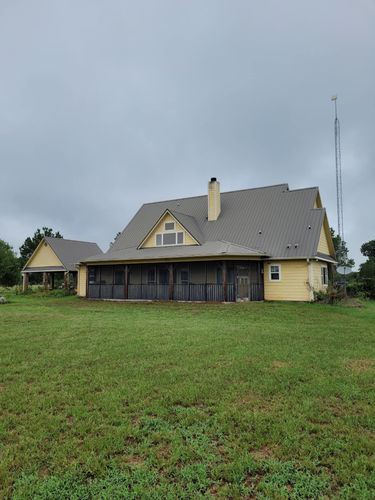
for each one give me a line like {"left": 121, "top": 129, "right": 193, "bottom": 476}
{"left": 138, "top": 210, "right": 200, "bottom": 249}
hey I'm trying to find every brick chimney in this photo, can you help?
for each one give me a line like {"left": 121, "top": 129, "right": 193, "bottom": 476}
{"left": 208, "top": 177, "right": 221, "bottom": 221}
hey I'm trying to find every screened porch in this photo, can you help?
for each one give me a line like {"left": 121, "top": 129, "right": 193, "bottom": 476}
{"left": 87, "top": 261, "right": 264, "bottom": 302}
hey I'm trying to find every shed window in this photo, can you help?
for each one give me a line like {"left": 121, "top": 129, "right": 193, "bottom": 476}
{"left": 270, "top": 264, "right": 281, "bottom": 281}
{"left": 321, "top": 266, "right": 328, "bottom": 285}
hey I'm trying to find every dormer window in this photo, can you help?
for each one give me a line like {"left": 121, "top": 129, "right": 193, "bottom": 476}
{"left": 165, "top": 222, "right": 175, "bottom": 231}
{"left": 156, "top": 231, "right": 184, "bottom": 246}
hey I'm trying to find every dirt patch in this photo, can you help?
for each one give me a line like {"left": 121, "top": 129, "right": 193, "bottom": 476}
{"left": 156, "top": 445, "right": 171, "bottom": 460}
{"left": 272, "top": 361, "right": 289, "bottom": 369}
{"left": 122, "top": 454, "right": 145, "bottom": 466}
{"left": 250, "top": 446, "right": 274, "bottom": 460}
{"left": 346, "top": 359, "right": 374, "bottom": 373}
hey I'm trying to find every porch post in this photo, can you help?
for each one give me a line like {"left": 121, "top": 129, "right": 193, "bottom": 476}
{"left": 222, "top": 261, "right": 228, "bottom": 302}
{"left": 64, "top": 272, "right": 70, "bottom": 291}
{"left": 124, "top": 265, "right": 129, "bottom": 299}
{"left": 168, "top": 263, "right": 174, "bottom": 300}
{"left": 22, "top": 273, "right": 29, "bottom": 292}
{"left": 43, "top": 272, "right": 49, "bottom": 290}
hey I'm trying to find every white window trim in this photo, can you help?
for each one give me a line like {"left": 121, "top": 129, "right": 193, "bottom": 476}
{"left": 321, "top": 265, "right": 328, "bottom": 286}
{"left": 269, "top": 263, "right": 281, "bottom": 282}
{"left": 155, "top": 231, "right": 184, "bottom": 247}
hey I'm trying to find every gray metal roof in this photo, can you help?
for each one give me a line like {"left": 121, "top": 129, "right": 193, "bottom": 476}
{"left": 83, "top": 183, "right": 333, "bottom": 264}
{"left": 44, "top": 237, "right": 102, "bottom": 271}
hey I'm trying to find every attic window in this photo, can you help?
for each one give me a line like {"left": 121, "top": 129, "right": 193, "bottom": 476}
{"left": 156, "top": 231, "right": 184, "bottom": 246}
{"left": 165, "top": 222, "right": 175, "bottom": 231}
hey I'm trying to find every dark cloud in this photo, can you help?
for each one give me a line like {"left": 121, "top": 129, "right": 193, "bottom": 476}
{"left": 1, "top": 0, "right": 374, "bottom": 266}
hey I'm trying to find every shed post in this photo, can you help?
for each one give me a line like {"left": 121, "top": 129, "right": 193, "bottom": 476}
{"left": 64, "top": 272, "right": 70, "bottom": 291}
{"left": 43, "top": 272, "right": 49, "bottom": 290}
{"left": 22, "top": 273, "right": 29, "bottom": 292}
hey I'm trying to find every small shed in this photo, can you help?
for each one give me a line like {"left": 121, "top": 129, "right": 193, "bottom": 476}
{"left": 22, "top": 237, "right": 102, "bottom": 291}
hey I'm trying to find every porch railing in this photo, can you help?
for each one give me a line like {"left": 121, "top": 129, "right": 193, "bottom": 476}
{"left": 88, "top": 282, "right": 263, "bottom": 302}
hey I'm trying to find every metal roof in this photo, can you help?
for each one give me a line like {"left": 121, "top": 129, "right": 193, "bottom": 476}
{"left": 83, "top": 183, "right": 333, "bottom": 264}
{"left": 44, "top": 237, "right": 102, "bottom": 271}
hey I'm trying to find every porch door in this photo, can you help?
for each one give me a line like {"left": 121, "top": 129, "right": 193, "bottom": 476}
{"left": 237, "top": 275, "right": 249, "bottom": 299}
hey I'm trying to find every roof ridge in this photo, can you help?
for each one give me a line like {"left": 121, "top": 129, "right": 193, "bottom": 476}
{"left": 287, "top": 186, "right": 318, "bottom": 193}
{"left": 142, "top": 183, "right": 290, "bottom": 207}
{"left": 45, "top": 236, "right": 99, "bottom": 245}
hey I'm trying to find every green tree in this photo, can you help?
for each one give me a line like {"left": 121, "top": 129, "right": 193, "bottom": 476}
{"left": 330, "top": 228, "right": 355, "bottom": 269}
{"left": 0, "top": 239, "right": 21, "bottom": 286}
{"left": 19, "top": 227, "right": 63, "bottom": 268}
{"left": 359, "top": 239, "right": 375, "bottom": 298}
{"left": 360, "top": 240, "right": 375, "bottom": 259}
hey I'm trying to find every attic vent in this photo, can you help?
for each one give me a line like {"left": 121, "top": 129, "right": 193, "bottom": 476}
{"left": 286, "top": 244, "right": 291, "bottom": 249}
{"left": 294, "top": 243, "right": 299, "bottom": 248}
{"left": 308, "top": 225, "right": 311, "bottom": 229}
{"left": 258, "top": 230, "right": 262, "bottom": 235}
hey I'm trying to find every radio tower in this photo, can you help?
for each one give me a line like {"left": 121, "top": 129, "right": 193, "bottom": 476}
{"left": 331, "top": 95, "right": 345, "bottom": 260}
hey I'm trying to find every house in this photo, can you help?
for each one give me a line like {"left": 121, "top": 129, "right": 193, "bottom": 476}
{"left": 22, "top": 237, "right": 102, "bottom": 291}
{"left": 77, "top": 178, "right": 336, "bottom": 302}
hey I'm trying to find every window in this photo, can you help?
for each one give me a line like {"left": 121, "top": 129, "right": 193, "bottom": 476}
{"left": 165, "top": 222, "right": 175, "bottom": 231}
{"left": 270, "top": 264, "right": 281, "bottom": 281}
{"left": 321, "top": 266, "right": 328, "bottom": 286}
{"left": 155, "top": 231, "right": 184, "bottom": 246}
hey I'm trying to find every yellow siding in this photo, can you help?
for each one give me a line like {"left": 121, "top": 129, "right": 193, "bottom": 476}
{"left": 142, "top": 213, "right": 198, "bottom": 248}
{"left": 77, "top": 265, "right": 87, "bottom": 297}
{"left": 317, "top": 225, "right": 330, "bottom": 255}
{"left": 264, "top": 260, "right": 310, "bottom": 301}
{"left": 27, "top": 242, "right": 63, "bottom": 268}
{"left": 310, "top": 261, "right": 328, "bottom": 293}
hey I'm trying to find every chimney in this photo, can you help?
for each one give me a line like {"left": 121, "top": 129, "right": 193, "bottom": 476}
{"left": 208, "top": 177, "right": 221, "bottom": 221}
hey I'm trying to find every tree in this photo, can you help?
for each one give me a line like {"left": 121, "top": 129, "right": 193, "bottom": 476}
{"left": 330, "top": 228, "right": 355, "bottom": 269}
{"left": 359, "top": 239, "right": 375, "bottom": 298}
{"left": 19, "top": 227, "right": 63, "bottom": 268}
{"left": 0, "top": 239, "right": 21, "bottom": 286}
{"left": 360, "top": 240, "right": 375, "bottom": 259}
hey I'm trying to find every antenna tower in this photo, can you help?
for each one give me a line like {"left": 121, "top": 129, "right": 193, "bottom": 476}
{"left": 331, "top": 96, "right": 345, "bottom": 252}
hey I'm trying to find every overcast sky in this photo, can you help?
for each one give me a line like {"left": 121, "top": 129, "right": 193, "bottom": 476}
{"left": 1, "top": 0, "right": 374, "bottom": 267}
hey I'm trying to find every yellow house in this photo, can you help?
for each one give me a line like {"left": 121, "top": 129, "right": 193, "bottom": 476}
{"left": 78, "top": 178, "right": 336, "bottom": 302}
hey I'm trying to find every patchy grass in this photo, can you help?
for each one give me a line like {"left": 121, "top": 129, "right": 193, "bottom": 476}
{"left": 0, "top": 294, "right": 374, "bottom": 498}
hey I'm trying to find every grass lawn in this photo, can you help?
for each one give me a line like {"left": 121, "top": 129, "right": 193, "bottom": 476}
{"left": 0, "top": 293, "right": 374, "bottom": 498}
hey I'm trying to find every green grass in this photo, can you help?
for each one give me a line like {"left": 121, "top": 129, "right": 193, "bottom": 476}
{"left": 0, "top": 292, "right": 374, "bottom": 498}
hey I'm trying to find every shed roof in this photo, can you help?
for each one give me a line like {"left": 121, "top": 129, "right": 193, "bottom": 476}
{"left": 24, "top": 237, "right": 102, "bottom": 272}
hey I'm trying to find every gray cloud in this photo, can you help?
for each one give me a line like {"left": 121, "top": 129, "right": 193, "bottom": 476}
{"left": 1, "top": 0, "right": 374, "bottom": 266}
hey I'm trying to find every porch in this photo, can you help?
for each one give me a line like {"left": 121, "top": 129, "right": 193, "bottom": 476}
{"left": 87, "top": 261, "right": 264, "bottom": 302}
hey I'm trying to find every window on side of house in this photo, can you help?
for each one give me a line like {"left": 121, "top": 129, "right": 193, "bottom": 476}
{"left": 270, "top": 264, "right": 281, "bottom": 281}
{"left": 156, "top": 234, "right": 162, "bottom": 246}
{"left": 163, "top": 232, "right": 176, "bottom": 245}
{"left": 321, "top": 266, "right": 328, "bottom": 285}
{"left": 177, "top": 231, "right": 184, "bottom": 244}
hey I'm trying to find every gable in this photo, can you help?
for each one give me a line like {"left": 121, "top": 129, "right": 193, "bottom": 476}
{"left": 140, "top": 212, "right": 199, "bottom": 249}
{"left": 317, "top": 216, "right": 335, "bottom": 257}
{"left": 26, "top": 241, "right": 64, "bottom": 268}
